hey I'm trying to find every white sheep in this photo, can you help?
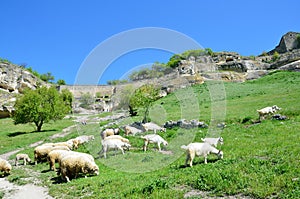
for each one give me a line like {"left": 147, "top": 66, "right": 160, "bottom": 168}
{"left": 257, "top": 105, "right": 281, "bottom": 120}
{"left": 142, "top": 122, "right": 166, "bottom": 134}
{"left": 104, "top": 135, "right": 130, "bottom": 143}
{"left": 141, "top": 134, "right": 168, "bottom": 152}
{"left": 124, "top": 125, "right": 143, "bottom": 136}
{"left": 201, "top": 137, "right": 224, "bottom": 147}
{"left": 15, "top": 153, "right": 31, "bottom": 166}
{"left": 34, "top": 145, "right": 70, "bottom": 165}
{"left": 42, "top": 141, "right": 73, "bottom": 150}
{"left": 48, "top": 150, "right": 94, "bottom": 171}
{"left": 0, "top": 158, "right": 12, "bottom": 176}
{"left": 181, "top": 142, "right": 223, "bottom": 167}
{"left": 99, "top": 139, "right": 131, "bottom": 158}
{"left": 100, "top": 128, "right": 119, "bottom": 139}
{"left": 59, "top": 154, "right": 99, "bottom": 182}
{"left": 75, "top": 135, "right": 95, "bottom": 145}
{"left": 66, "top": 138, "right": 80, "bottom": 150}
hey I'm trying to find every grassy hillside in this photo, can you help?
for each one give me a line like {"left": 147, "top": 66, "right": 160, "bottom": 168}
{"left": 1, "top": 71, "right": 300, "bottom": 198}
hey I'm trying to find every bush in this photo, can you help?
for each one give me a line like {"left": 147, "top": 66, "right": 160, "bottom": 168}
{"left": 272, "top": 51, "right": 280, "bottom": 62}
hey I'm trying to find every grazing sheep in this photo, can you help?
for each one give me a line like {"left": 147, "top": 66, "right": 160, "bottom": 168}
{"left": 15, "top": 153, "right": 31, "bottom": 166}
{"left": 124, "top": 125, "right": 143, "bottom": 136}
{"left": 0, "top": 158, "right": 12, "bottom": 176}
{"left": 75, "top": 135, "right": 95, "bottom": 145}
{"left": 99, "top": 139, "right": 131, "bottom": 158}
{"left": 66, "top": 138, "right": 80, "bottom": 150}
{"left": 104, "top": 135, "right": 130, "bottom": 143}
{"left": 257, "top": 105, "right": 281, "bottom": 120}
{"left": 100, "top": 128, "right": 119, "bottom": 139}
{"left": 34, "top": 145, "right": 70, "bottom": 165}
{"left": 59, "top": 155, "right": 99, "bottom": 182}
{"left": 141, "top": 134, "right": 168, "bottom": 152}
{"left": 48, "top": 150, "right": 94, "bottom": 171}
{"left": 181, "top": 142, "right": 223, "bottom": 167}
{"left": 42, "top": 142, "right": 73, "bottom": 150}
{"left": 142, "top": 122, "right": 166, "bottom": 134}
{"left": 201, "top": 137, "right": 224, "bottom": 147}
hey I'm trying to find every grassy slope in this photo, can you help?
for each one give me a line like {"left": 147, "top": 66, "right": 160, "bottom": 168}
{"left": 1, "top": 71, "right": 300, "bottom": 198}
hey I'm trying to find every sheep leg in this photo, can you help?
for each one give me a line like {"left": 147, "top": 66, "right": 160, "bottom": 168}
{"left": 157, "top": 143, "right": 161, "bottom": 151}
{"left": 143, "top": 141, "right": 148, "bottom": 151}
{"left": 204, "top": 155, "right": 207, "bottom": 164}
{"left": 189, "top": 151, "right": 195, "bottom": 167}
{"left": 119, "top": 146, "right": 125, "bottom": 155}
{"left": 24, "top": 159, "right": 26, "bottom": 166}
{"left": 15, "top": 158, "right": 18, "bottom": 166}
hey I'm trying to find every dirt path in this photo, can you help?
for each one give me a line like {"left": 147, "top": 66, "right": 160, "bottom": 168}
{"left": 0, "top": 178, "right": 54, "bottom": 199}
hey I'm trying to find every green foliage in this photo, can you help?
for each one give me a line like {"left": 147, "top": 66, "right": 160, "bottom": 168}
{"left": 12, "top": 86, "right": 70, "bottom": 132}
{"left": 40, "top": 72, "right": 54, "bottom": 83}
{"left": 60, "top": 88, "right": 74, "bottom": 112}
{"left": 0, "top": 57, "right": 12, "bottom": 64}
{"left": 128, "top": 62, "right": 170, "bottom": 81}
{"left": 57, "top": 79, "right": 66, "bottom": 85}
{"left": 166, "top": 54, "right": 183, "bottom": 68}
{"left": 79, "top": 92, "right": 94, "bottom": 109}
{"left": 116, "top": 85, "right": 135, "bottom": 109}
{"left": 107, "top": 79, "right": 128, "bottom": 85}
{"left": 297, "top": 34, "right": 300, "bottom": 48}
{"left": 272, "top": 51, "right": 280, "bottom": 62}
{"left": 129, "top": 84, "right": 160, "bottom": 122}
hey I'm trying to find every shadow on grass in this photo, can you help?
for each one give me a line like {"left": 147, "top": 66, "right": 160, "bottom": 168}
{"left": 181, "top": 158, "right": 222, "bottom": 168}
{"left": 7, "top": 129, "right": 57, "bottom": 137}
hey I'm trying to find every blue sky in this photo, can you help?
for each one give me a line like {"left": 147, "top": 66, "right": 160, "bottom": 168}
{"left": 1, "top": 0, "right": 299, "bottom": 85}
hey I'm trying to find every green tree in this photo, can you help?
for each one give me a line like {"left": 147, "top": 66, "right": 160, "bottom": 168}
{"left": 57, "top": 79, "right": 66, "bottom": 85}
{"left": 129, "top": 84, "right": 160, "bottom": 123}
{"left": 40, "top": 72, "right": 54, "bottom": 83}
{"left": 13, "top": 86, "right": 70, "bottom": 132}
{"left": 79, "top": 92, "right": 94, "bottom": 109}
{"left": 60, "top": 88, "right": 73, "bottom": 112}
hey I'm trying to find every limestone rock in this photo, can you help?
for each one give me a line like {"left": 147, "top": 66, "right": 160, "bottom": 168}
{"left": 269, "top": 31, "right": 300, "bottom": 54}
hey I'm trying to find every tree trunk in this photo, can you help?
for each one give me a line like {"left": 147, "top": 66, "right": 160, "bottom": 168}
{"left": 35, "top": 120, "right": 43, "bottom": 132}
{"left": 142, "top": 105, "right": 150, "bottom": 123}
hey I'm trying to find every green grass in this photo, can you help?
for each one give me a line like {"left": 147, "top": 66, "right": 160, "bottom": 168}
{"left": 1, "top": 71, "right": 300, "bottom": 198}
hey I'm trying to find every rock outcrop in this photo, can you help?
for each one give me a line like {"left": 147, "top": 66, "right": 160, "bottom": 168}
{"left": 0, "top": 62, "right": 45, "bottom": 93}
{"left": 0, "top": 61, "right": 47, "bottom": 118}
{"left": 269, "top": 31, "right": 300, "bottom": 54}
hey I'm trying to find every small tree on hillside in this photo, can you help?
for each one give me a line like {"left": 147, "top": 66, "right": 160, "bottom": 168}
{"left": 13, "top": 86, "right": 71, "bottom": 132}
{"left": 129, "top": 84, "right": 160, "bottom": 123}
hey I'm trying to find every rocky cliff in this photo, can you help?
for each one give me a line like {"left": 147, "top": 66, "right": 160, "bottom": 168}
{"left": 0, "top": 61, "right": 47, "bottom": 118}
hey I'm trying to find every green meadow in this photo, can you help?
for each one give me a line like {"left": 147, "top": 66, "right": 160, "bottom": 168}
{"left": 1, "top": 71, "right": 300, "bottom": 198}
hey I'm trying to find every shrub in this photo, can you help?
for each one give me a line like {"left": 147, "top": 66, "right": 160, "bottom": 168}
{"left": 272, "top": 51, "right": 280, "bottom": 62}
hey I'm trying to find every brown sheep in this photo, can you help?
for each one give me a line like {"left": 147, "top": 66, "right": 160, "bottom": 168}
{"left": 59, "top": 154, "right": 99, "bottom": 182}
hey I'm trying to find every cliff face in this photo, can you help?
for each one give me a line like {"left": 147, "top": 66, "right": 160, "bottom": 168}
{"left": 0, "top": 62, "right": 47, "bottom": 118}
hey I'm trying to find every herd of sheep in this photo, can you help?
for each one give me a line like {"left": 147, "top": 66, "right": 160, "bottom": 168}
{"left": 0, "top": 105, "right": 283, "bottom": 182}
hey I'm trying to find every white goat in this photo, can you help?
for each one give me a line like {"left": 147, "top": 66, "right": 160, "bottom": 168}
{"left": 142, "top": 122, "right": 166, "bottom": 134}
{"left": 257, "top": 105, "right": 281, "bottom": 120}
{"left": 99, "top": 139, "right": 131, "bottom": 158}
{"left": 124, "top": 125, "right": 143, "bottom": 136}
{"left": 201, "top": 137, "right": 224, "bottom": 147}
{"left": 181, "top": 142, "right": 223, "bottom": 167}
{"left": 141, "top": 134, "right": 168, "bottom": 151}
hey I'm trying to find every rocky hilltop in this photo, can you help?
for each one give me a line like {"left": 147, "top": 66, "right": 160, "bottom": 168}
{"left": 1, "top": 31, "right": 300, "bottom": 117}
{"left": 0, "top": 61, "right": 47, "bottom": 117}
